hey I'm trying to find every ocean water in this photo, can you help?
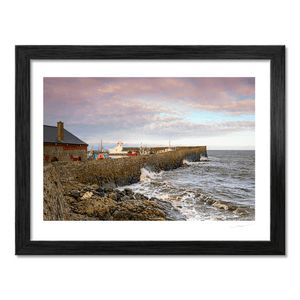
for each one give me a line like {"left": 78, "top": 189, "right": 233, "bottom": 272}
{"left": 119, "top": 150, "right": 255, "bottom": 221}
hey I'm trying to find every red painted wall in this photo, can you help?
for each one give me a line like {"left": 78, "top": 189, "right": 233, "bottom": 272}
{"left": 44, "top": 143, "right": 88, "bottom": 151}
{"left": 43, "top": 143, "right": 87, "bottom": 165}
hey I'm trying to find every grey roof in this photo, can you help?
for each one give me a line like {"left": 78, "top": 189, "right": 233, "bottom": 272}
{"left": 44, "top": 125, "right": 88, "bottom": 145}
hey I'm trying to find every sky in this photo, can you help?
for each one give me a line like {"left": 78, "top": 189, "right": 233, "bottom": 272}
{"left": 44, "top": 77, "right": 255, "bottom": 150}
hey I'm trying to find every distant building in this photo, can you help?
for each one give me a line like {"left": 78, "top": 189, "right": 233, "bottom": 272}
{"left": 109, "top": 141, "right": 128, "bottom": 155}
{"left": 44, "top": 121, "right": 88, "bottom": 165}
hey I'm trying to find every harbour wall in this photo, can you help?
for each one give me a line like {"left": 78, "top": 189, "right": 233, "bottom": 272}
{"left": 123, "top": 145, "right": 207, "bottom": 154}
{"left": 48, "top": 146, "right": 207, "bottom": 188}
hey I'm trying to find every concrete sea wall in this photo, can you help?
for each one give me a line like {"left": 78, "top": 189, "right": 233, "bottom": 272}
{"left": 123, "top": 145, "right": 206, "bottom": 154}
{"left": 49, "top": 147, "right": 207, "bottom": 188}
{"left": 43, "top": 164, "right": 65, "bottom": 220}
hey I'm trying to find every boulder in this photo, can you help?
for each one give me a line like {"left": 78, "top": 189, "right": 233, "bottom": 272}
{"left": 124, "top": 188, "right": 133, "bottom": 196}
{"left": 81, "top": 191, "right": 93, "bottom": 199}
{"left": 108, "top": 193, "right": 117, "bottom": 201}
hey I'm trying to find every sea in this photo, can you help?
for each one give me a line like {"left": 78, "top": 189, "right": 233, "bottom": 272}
{"left": 119, "top": 150, "right": 255, "bottom": 221}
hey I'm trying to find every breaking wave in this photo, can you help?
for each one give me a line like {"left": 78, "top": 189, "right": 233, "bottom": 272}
{"left": 200, "top": 156, "right": 209, "bottom": 161}
{"left": 121, "top": 151, "right": 255, "bottom": 221}
{"left": 140, "top": 168, "right": 162, "bottom": 181}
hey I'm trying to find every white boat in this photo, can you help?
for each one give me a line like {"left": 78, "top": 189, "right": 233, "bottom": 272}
{"left": 108, "top": 140, "right": 128, "bottom": 155}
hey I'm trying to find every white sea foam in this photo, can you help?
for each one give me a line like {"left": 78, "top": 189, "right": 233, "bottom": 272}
{"left": 200, "top": 156, "right": 209, "bottom": 161}
{"left": 183, "top": 159, "right": 201, "bottom": 165}
{"left": 140, "top": 168, "right": 162, "bottom": 181}
{"left": 121, "top": 151, "right": 255, "bottom": 221}
{"left": 183, "top": 159, "right": 193, "bottom": 165}
{"left": 157, "top": 194, "right": 170, "bottom": 200}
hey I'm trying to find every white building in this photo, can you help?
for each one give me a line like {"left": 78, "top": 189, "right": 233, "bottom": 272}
{"left": 109, "top": 141, "right": 128, "bottom": 155}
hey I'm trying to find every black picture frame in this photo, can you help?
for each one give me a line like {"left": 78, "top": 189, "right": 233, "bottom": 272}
{"left": 15, "top": 46, "right": 285, "bottom": 255}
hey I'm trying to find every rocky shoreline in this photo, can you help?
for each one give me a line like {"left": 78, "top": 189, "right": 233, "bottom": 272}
{"left": 44, "top": 148, "right": 206, "bottom": 221}
{"left": 44, "top": 166, "right": 187, "bottom": 221}
{"left": 65, "top": 181, "right": 186, "bottom": 221}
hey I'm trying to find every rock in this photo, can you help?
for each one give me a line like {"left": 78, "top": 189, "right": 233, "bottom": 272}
{"left": 117, "top": 191, "right": 125, "bottom": 197}
{"left": 151, "top": 198, "right": 187, "bottom": 221}
{"left": 44, "top": 157, "right": 196, "bottom": 221}
{"left": 234, "top": 208, "right": 248, "bottom": 215}
{"left": 85, "top": 204, "right": 95, "bottom": 216}
{"left": 63, "top": 188, "right": 187, "bottom": 221}
{"left": 81, "top": 191, "right": 93, "bottom": 199}
{"left": 85, "top": 185, "right": 94, "bottom": 190}
{"left": 97, "top": 187, "right": 104, "bottom": 193}
{"left": 134, "top": 193, "right": 148, "bottom": 200}
{"left": 226, "top": 205, "right": 237, "bottom": 211}
{"left": 69, "top": 190, "right": 80, "bottom": 198}
{"left": 124, "top": 188, "right": 133, "bottom": 195}
{"left": 108, "top": 193, "right": 117, "bottom": 201}
{"left": 206, "top": 199, "right": 214, "bottom": 205}
{"left": 134, "top": 193, "right": 143, "bottom": 199}
{"left": 213, "top": 202, "right": 226, "bottom": 209}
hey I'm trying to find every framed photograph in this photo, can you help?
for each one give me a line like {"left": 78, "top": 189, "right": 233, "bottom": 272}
{"left": 15, "top": 46, "right": 285, "bottom": 255}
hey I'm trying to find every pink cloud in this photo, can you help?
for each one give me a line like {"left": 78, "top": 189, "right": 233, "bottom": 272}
{"left": 44, "top": 77, "right": 255, "bottom": 145}
{"left": 44, "top": 77, "right": 255, "bottom": 116}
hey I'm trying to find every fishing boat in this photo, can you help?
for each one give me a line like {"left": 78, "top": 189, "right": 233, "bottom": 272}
{"left": 109, "top": 140, "right": 129, "bottom": 155}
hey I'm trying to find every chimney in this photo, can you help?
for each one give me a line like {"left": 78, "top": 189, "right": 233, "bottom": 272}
{"left": 57, "top": 121, "right": 64, "bottom": 141}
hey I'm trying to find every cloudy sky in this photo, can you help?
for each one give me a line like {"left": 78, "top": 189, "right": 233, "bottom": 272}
{"left": 44, "top": 77, "right": 255, "bottom": 150}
